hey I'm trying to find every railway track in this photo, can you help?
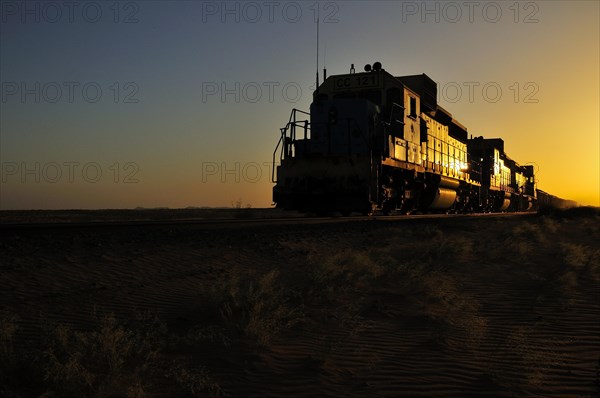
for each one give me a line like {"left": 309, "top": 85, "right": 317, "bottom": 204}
{"left": 0, "top": 211, "right": 535, "bottom": 231}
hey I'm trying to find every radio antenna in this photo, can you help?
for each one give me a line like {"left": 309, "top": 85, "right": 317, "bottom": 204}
{"left": 315, "top": 7, "right": 319, "bottom": 90}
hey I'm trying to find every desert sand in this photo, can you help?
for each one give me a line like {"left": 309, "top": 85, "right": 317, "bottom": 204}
{"left": 1, "top": 208, "right": 599, "bottom": 397}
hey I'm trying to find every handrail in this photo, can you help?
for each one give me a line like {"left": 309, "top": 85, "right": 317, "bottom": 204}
{"left": 273, "top": 108, "right": 375, "bottom": 183}
{"left": 272, "top": 108, "right": 310, "bottom": 183}
{"left": 271, "top": 128, "right": 285, "bottom": 183}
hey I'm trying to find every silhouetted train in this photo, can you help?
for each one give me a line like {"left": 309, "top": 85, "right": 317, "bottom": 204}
{"left": 272, "top": 62, "right": 574, "bottom": 214}
{"left": 536, "top": 190, "right": 577, "bottom": 210}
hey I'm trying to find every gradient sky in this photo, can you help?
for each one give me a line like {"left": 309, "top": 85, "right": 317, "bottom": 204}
{"left": 1, "top": 0, "right": 598, "bottom": 209}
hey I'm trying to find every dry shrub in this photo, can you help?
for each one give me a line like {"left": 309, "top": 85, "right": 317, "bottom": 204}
{"left": 510, "top": 240, "right": 534, "bottom": 257}
{"left": 500, "top": 221, "right": 549, "bottom": 261}
{"left": 420, "top": 274, "right": 487, "bottom": 348}
{"left": 43, "top": 313, "right": 164, "bottom": 398}
{"left": 245, "top": 270, "right": 304, "bottom": 345}
{"left": 539, "top": 216, "right": 559, "bottom": 234}
{"left": 313, "top": 250, "right": 384, "bottom": 292}
{"left": 381, "top": 228, "right": 474, "bottom": 277}
{"left": 590, "top": 250, "right": 600, "bottom": 277}
{"left": 429, "top": 234, "right": 474, "bottom": 266}
{"left": 560, "top": 242, "right": 591, "bottom": 269}
{"left": 302, "top": 226, "right": 483, "bottom": 348}
{"left": 168, "top": 363, "right": 221, "bottom": 398}
{"left": 512, "top": 222, "right": 545, "bottom": 243}
{"left": 0, "top": 310, "right": 222, "bottom": 398}
{"left": 0, "top": 314, "right": 22, "bottom": 397}
{"left": 126, "top": 381, "right": 146, "bottom": 398}
{"left": 555, "top": 243, "right": 600, "bottom": 296}
{"left": 541, "top": 207, "right": 600, "bottom": 239}
{"left": 0, "top": 314, "right": 18, "bottom": 376}
{"left": 558, "top": 270, "right": 579, "bottom": 290}
{"left": 582, "top": 216, "right": 600, "bottom": 237}
{"left": 179, "top": 325, "right": 231, "bottom": 349}
{"left": 215, "top": 269, "right": 304, "bottom": 346}
{"left": 44, "top": 324, "right": 95, "bottom": 395}
{"left": 0, "top": 312, "right": 166, "bottom": 397}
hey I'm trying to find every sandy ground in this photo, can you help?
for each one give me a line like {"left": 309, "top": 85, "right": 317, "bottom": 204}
{"left": 1, "top": 209, "right": 599, "bottom": 397}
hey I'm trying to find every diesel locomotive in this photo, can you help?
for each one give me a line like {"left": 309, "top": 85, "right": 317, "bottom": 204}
{"left": 272, "top": 62, "right": 568, "bottom": 215}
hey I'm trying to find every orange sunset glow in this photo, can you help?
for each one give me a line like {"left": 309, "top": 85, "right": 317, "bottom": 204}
{"left": 1, "top": 1, "right": 598, "bottom": 209}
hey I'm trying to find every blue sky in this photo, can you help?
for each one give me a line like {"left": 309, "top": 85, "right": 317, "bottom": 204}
{"left": 1, "top": 0, "right": 599, "bottom": 209}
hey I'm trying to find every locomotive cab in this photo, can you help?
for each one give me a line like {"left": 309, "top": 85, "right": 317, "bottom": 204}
{"left": 272, "top": 97, "right": 381, "bottom": 214}
{"left": 300, "top": 98, "right": 379, "bottom": 158}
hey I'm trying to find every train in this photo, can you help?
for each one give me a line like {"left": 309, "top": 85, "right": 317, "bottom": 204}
{"left": 272, "top": 62, "right": 575, "bottom": 215}
{"left": 536, "top": 190, "right": 577, "bottom": 211}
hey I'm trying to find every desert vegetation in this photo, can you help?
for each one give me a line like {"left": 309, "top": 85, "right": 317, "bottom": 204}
{"left": 1, "top": 207, "right": 599, "bottom": 397}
